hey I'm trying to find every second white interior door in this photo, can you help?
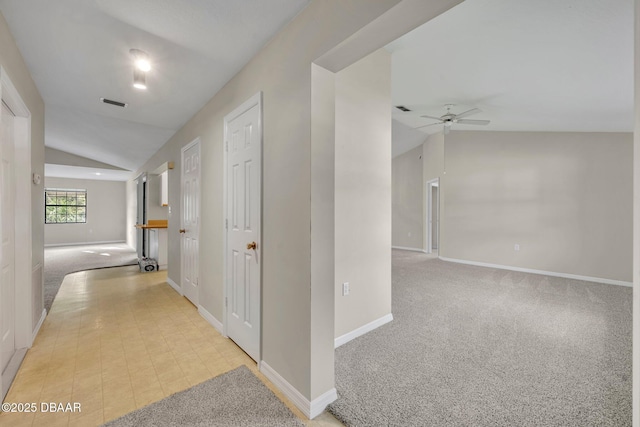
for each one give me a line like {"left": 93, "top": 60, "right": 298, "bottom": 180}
{"left": 225, "top": 94, "right": 261, "bottom": 362}
{"left": 181, "top": 140, "right": 200, "bottom": 306}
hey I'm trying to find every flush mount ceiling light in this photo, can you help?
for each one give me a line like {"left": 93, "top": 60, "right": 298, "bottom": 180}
{"left": 130, "top": 48, "right": 150, "bottom": 90}
{"left": 133, "top": 69, "right": 147, "bottom": 90}
{"left": 129, "top": 48, "right": 151, "bottom": 72}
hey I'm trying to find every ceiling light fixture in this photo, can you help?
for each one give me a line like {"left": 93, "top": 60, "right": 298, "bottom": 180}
{"left": 129, "top": 48, "right": 151, "bottom": 72}
{"left": 133, "top": 69, "right": 147, "bottom": 90}
{"left": 130, "top": 48, "right": 150, "bottom": 90}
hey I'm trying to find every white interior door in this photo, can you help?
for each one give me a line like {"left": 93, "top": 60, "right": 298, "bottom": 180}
{"left": 1, "top": 101, "right": 16, "bottom": 376}
{"left": 181, "top": 140, "right": 200, "bottom": 305}
{"left": 225, "top": 94, "right": 261, "bottom": 362}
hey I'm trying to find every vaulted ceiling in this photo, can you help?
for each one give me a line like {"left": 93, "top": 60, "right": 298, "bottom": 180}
{"left": 0, "top": 0, "right": 633, "bottom": 169}
{"left": 0, "top": 0, "right": 310, "bottom": 178}
{"left": 388, "top": 0, "right": 633, "bottom": 157}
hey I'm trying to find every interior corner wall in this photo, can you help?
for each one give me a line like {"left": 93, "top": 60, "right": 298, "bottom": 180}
{"left": 441, "top": 131, "right": 632, "bottom": 283}
{"left": 334, "top": 48, "right": 392, "bottom": 338}
{"left": 44, "top": 177, "right": 127, "bottom": 246}
{"left": 392, "top": 145, "right": 424, "bottom": 250}
{"left": 310, "top": 63, "right": 336, "bottom": 400}
{"left": 0, "top": 11, "right": 45, "bottom": 335}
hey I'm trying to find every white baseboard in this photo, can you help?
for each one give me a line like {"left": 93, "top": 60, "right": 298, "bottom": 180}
{"left": 392, "top": 246, "right": 426, "bottom": 253}
{"left": 310, "top": 387, "right": 338, "bottom": 419}
{"left": 166, "top": 277, "right": 183, "bottom": 295}
{"left": 31, "top": 309, "right": 46, "bottom": 345}
{"left": 44, "top": 240, "right": 126, "bottom": 248}
{"left": 334, "top": 313, "right": 393, "bottom": 348}
{"left": 259, "top": 361, "right": 337, "bottom": 419}
{"left": 198, "top": 305, "right": 224, "bottom": 335}
{"left": 439, "top": 257, "right": 632, "bottom": 287}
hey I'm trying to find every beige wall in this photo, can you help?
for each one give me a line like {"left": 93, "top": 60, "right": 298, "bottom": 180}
{"left": 392, "top": 145, "right": 424, "bottom": 249}
{"left": 0, "top": 12, "right": 45, "bottom": 335}
{"left": 437, "top": 131, "right": 632, "bottom": 282}
{"left": 44, "top": 177, "right": 126, "bottom": 246}
{"left": 126, "top": 0, "right": 407, "bottom": 402}
{"left": 124, "top": 0, "right": 463, "bottom": 407}
{"left": 334, "top": 49, "right": 392, "bottom": 338}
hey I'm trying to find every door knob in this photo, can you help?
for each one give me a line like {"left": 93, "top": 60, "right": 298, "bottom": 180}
{"left": 247, "top": 241, "right": 257, "bottom": 250}
{"left": 179, "top": 229, "right": 186, "bottom": 233}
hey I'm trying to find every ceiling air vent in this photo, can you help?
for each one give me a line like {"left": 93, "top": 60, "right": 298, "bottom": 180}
{"left": 100, "top": 98, "right": 128, "bottom": 108}
{"left": 395, "top": 105, "right": 411, "bottom": 112}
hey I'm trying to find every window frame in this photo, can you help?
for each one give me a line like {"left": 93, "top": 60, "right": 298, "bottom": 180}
{"left": 44, "top": 188, "right": 87, "bottom": 224}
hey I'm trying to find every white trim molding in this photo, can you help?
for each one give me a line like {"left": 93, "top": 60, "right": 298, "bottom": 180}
{"left": 198, "top": 306, "right": 224, "bottom": 335}
{"left": 391, "top": 246, "right": 427, "bottom": 253}
{"left": 310, "top": 387, "right": 338, "bottom": 419}
{"left": 31, "top": 309, "right": 46, "bottom": 345}
{"left": 259, "top": 361, "right": 337, "bottom": 419}
{"left": 44, "top": 240, "right": 126, "bottom": 248}
{"left": 334, "top": 313, "right": 394, "bottom": 348}
{"left": 439, "top": 257, "right": 632, "bottom": 287}
{"left": 166, "top": 277, "right": 182, "bottom": 295}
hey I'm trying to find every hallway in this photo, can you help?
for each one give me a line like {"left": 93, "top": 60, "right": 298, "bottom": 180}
{"left": 0, "top": 267, "right": 339, "bottom": 426}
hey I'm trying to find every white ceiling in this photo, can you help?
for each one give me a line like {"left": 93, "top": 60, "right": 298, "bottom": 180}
{"left": 0, "top": 0, "right": 310, "bottom": 177}
{"left": 388, "top": 0, "right": 634, "bottom": 157}
{"left": 0, "top": 0, "right": 634, "bottom": 167}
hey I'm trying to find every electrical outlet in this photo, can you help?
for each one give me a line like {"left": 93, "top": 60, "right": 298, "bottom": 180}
{"left": 408, "top": 232, "right": 411, "bottom": 237}
{"left": 514, "top": 244, "right": 520, "bottom": 251}
{"left": 342, "top": 282, "right": 350, "bottom": 296}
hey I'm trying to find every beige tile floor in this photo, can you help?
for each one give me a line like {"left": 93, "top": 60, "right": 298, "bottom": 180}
{"left": 0, "top": 266, "right": 343, "bottom": 427}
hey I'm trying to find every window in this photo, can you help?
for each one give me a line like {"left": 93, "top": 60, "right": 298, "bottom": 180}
{"left": 45, "top": 189, "right": 87, "bottom": 224}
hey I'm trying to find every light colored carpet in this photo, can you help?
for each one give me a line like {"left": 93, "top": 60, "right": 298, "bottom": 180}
{"left": 102, "top": 365, "right": 304, "bottom": 427}
{"left": 328, "top": 250, "right": 632, "bottom": 426}
{"left": 44, "top": 243, "right": 138, "bottom": 312}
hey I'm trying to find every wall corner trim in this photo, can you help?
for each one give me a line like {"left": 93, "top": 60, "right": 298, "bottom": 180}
{"left": 259, "top": 361, "right": 336, "bottom": 419}
{"left": 439, "top": 257, "right": 632, "bottom": 287}
{"left": 392, "top": 246, "right": 427, "bottom": 253}
{"left": 334, "top": 313, "right": 393, "bottom": 348}
{"left": 165, "top": 277, "right": 182, "bottom": 295}
{"left": 31, "top": 309, "right": 46, "bottom": 346}
{"left": 198, "top": 305, "right": 224, "bottom": 335}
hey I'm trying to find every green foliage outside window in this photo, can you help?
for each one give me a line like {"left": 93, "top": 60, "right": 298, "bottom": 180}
{"left": 45, "top": 189, "right": 87, "bottom": 224}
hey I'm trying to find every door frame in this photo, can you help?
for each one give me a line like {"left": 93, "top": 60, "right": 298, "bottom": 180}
{"left": 1, "top": 67, "right": 34, "bottom": 400}
{"left": 425, "top": 178, "right": 440, "bottom": 254}
{"left": 222, "top": 92, "right": 263, "bottom": 361}
{"left": 134, "top": 172, "right": 148, "bottom": 258}
{"left": 180, "top": 137, "right": 201, "bottom": 302}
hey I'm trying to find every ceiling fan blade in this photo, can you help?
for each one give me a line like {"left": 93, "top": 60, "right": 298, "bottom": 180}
{"left": 456, "top": 119, "right": 490, "bottom": 125}
{"left": 414, "top": 121, "right": 443, "bottom": 130}
{"left": 454, "top": 108, "right": 481, "bottom": 119}
{"left": 420, "top": 115, "right": 444, "bottom": 121}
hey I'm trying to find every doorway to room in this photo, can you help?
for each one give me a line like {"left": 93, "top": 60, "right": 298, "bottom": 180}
{"left": 135, "top": 173, "right": 147, "bottom": 259}
{"left": 426, "top": 178, "right": 439, "bottom": 254}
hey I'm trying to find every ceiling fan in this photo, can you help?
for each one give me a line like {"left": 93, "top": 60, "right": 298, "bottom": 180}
{"left": 415, "top": 104, "right": 490, "bottom": 134}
